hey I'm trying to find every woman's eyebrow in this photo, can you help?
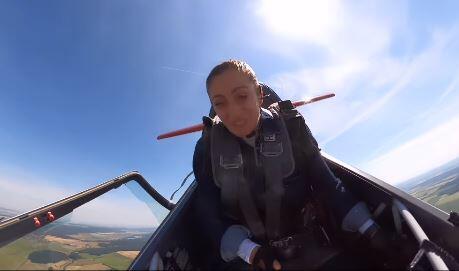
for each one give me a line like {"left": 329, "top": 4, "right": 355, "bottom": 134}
{"left": 231, "top": 85, "right": 248, "bottom": 93}
{"left": 211, "top": 94, "right": 224, "bottom": 100}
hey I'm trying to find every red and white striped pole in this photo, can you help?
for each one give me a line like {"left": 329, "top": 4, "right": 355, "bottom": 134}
{"left": 157, "top": 93, "right": 335, "bottom": 140}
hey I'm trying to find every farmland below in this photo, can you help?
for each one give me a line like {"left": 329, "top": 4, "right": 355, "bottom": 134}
{"left": 0, "top": 222, "right": 154, "bottom": 270}
{"left": 399, "top": 158, "right": 459, "bottom": 213}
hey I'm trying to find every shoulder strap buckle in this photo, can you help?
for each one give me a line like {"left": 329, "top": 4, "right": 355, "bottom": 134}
{"left": 260, "top": 141, "right": 283, "bottom": 157}
{"left": 264, "top": 133, "right": 276, "bottom": 142}
{"left": 219, "top": 154, "right": 243, "bottom": 169}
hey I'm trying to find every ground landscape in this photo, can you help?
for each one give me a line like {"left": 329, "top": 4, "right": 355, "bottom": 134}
{"left": 399, "top": 157, "right": 459, "bottom": 213}
{"left": 0, "top": 221, "right": 154, "bottom": 270}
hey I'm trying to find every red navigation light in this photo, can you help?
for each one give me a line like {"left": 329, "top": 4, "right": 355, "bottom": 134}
{"left": 47, "top": 211, "right": 55, "bottom": 222}
{"left": 33, "top": 217, "right": 41, "bottom": 228}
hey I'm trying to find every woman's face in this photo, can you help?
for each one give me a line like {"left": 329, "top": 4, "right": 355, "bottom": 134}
{"left": 208, "top": 69, "right": 262, "bottom": 138}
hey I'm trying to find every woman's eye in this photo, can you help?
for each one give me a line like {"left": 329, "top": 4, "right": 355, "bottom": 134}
{"left": 237, "top": 95, "right": 248, "bottom": 101}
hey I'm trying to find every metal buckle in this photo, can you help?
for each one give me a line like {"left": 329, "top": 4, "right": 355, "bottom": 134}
{"left": 269, "top": 236, "right": 292, "bottom": 248}
{"left": 264, "top": 133, "right": 276, "bottom": 142}
{"left": 219, "top": 154, "right": 243, "bottom": 169}
{"left": 259, "top": 142, "right": 283, "bottom": 157}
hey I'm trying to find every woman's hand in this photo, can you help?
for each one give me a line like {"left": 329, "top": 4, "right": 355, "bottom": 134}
{"left": 251, "top": 246, "right": 282, "bottom": 270}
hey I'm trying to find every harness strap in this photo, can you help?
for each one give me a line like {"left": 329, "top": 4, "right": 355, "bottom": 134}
{"left": 263, "top": 157, "right": 284, "bottom": 240}
{"left": 210, "top": 106, "right": 296, "bottom": 241}
{"left": 260, "top": 108, "right": 295, "bottom": 240}
{"left": 260, "top": 115, "right": 285, "bottom": 241}
{"left": 210, "top": 119, "right": 241, "bottom": 218}
{"left": 210, "top": 116, "right": 267, "bottom": 239}
{"left": 238, "top": 175, "right": 266, "bottom": 240}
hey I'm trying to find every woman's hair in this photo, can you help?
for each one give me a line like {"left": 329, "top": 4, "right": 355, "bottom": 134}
{"left": 206, "top": 59, "right": 259, "bottom": 92}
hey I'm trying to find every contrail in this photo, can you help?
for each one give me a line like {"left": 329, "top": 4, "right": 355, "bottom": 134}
{"left": 160, "top": 66, "right": 206, "bottom": 77}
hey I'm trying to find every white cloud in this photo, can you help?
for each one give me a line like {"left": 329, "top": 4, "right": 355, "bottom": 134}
{"left": 256, "top": 0, "right": 404, "bottom": 60}
{"left": 418, "top": 69, "right": 459, "bottom": 121}
{"left": 261, "top": 7, "right": 459, "bottom": 146}
{"left": 266, "top": 55, "right": 409, "bottom": 142}
{"left": 0, "top": 168, "right": 70, "bottom": 212}
{"left": 269, "top": 60, "right": 368, "bottom": 99}
{"left": 255, "top": 2, "right": 459, "bottom": 185}
{"left": 70, "top": 193, "right": 160, "bottom": 228}
{"left": 255, "top": 0, "right": 410, "bottom": 142}
{"left": 160, "top": 66, "right": 206, "bottom": 77}
{"left": 257, "top": 0, "right": 342, "bottom": 45}
{"left": 361, "top": 115, "right": 459, "bottom": 185}
{"left": 364, "top": 68, "right": 459, "bottom": 169}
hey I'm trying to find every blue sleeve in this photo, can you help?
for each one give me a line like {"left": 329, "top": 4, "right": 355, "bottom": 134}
{"left": 294, "top": 118, "right": 360, "bottom": 224}
{"left": 306, "top": 146, "right": 375, "bottom": 233}
{"left": 306, "top": 150, "right": 360, "bottom": 224}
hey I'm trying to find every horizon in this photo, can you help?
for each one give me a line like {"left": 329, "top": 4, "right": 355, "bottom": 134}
{"left": 1, "top": 147, "right": 458, "bottom": 228}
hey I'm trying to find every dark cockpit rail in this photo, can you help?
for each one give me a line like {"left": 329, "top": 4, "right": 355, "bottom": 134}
{"left": 322, "top": 152, "right": 459, "bottom": 261}
{"left": 0, "top": 171, "right": 175, "bottom": 248}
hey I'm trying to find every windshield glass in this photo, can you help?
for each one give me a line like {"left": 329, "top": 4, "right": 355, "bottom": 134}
{"left": 0, "top": 180, "right": 170, "bottom": 270}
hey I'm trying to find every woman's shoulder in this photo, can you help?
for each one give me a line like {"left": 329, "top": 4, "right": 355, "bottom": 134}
{"left": 284, "top": 114, "right": 320, "bottom": 161}
{"left": 283, "top": 111, "right": 316, "bottom": 141}
{"left": 193, "top": 135, "right": 213, "bottom": 183}
{"left": 194, "top": 134, "right": 210, "bottom": 158}
{"left": 269, "top": 100, "right": 318, "bottom": 148}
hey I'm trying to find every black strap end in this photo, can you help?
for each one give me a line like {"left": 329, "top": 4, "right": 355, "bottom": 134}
{"left": 202, "top": 116, "right": 213, "bottom": 127}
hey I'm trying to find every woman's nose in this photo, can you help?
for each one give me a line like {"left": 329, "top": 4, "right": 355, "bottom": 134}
{"left": 228, "top": 104, "right": 246, "bottom": 121}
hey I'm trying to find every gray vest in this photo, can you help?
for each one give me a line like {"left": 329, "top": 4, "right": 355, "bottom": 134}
{"left": 209, "top": 107, "right": 295, "bottom": 240}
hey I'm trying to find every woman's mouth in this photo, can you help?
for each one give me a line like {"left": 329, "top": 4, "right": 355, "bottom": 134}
{"left": 233, "top": 120, "right": 246, "bottom": 127}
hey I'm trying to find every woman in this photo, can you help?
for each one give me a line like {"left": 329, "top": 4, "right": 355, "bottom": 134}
{"left": 193, "top": 60, "right": 382, "bottom": 270}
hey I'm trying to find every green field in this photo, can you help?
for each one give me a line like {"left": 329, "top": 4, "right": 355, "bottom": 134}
{"left": 0, "top": 238, "right": 37, "bottom": 269}
{"left": 97, "top": 253, "right": 132, "bottom": 270}
{"left": 409, "top": 177, "right": 459, "bottom": 213}
{"left": 436, "top": 191, "right": 459, "bottom": 212}
{"left": 0, "top": 235, "right": 133, "bottom": 270}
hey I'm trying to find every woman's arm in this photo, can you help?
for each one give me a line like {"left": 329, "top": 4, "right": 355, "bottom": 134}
{"left": 193, "top": 137, "right": 230, "bottom": 252}
{"left": 292, "top": 117, "right": 375, "bottom": 233}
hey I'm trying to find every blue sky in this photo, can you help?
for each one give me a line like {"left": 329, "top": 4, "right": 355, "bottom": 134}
{"left": 1, "top": 0, "right": 459, "bottom": 221}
